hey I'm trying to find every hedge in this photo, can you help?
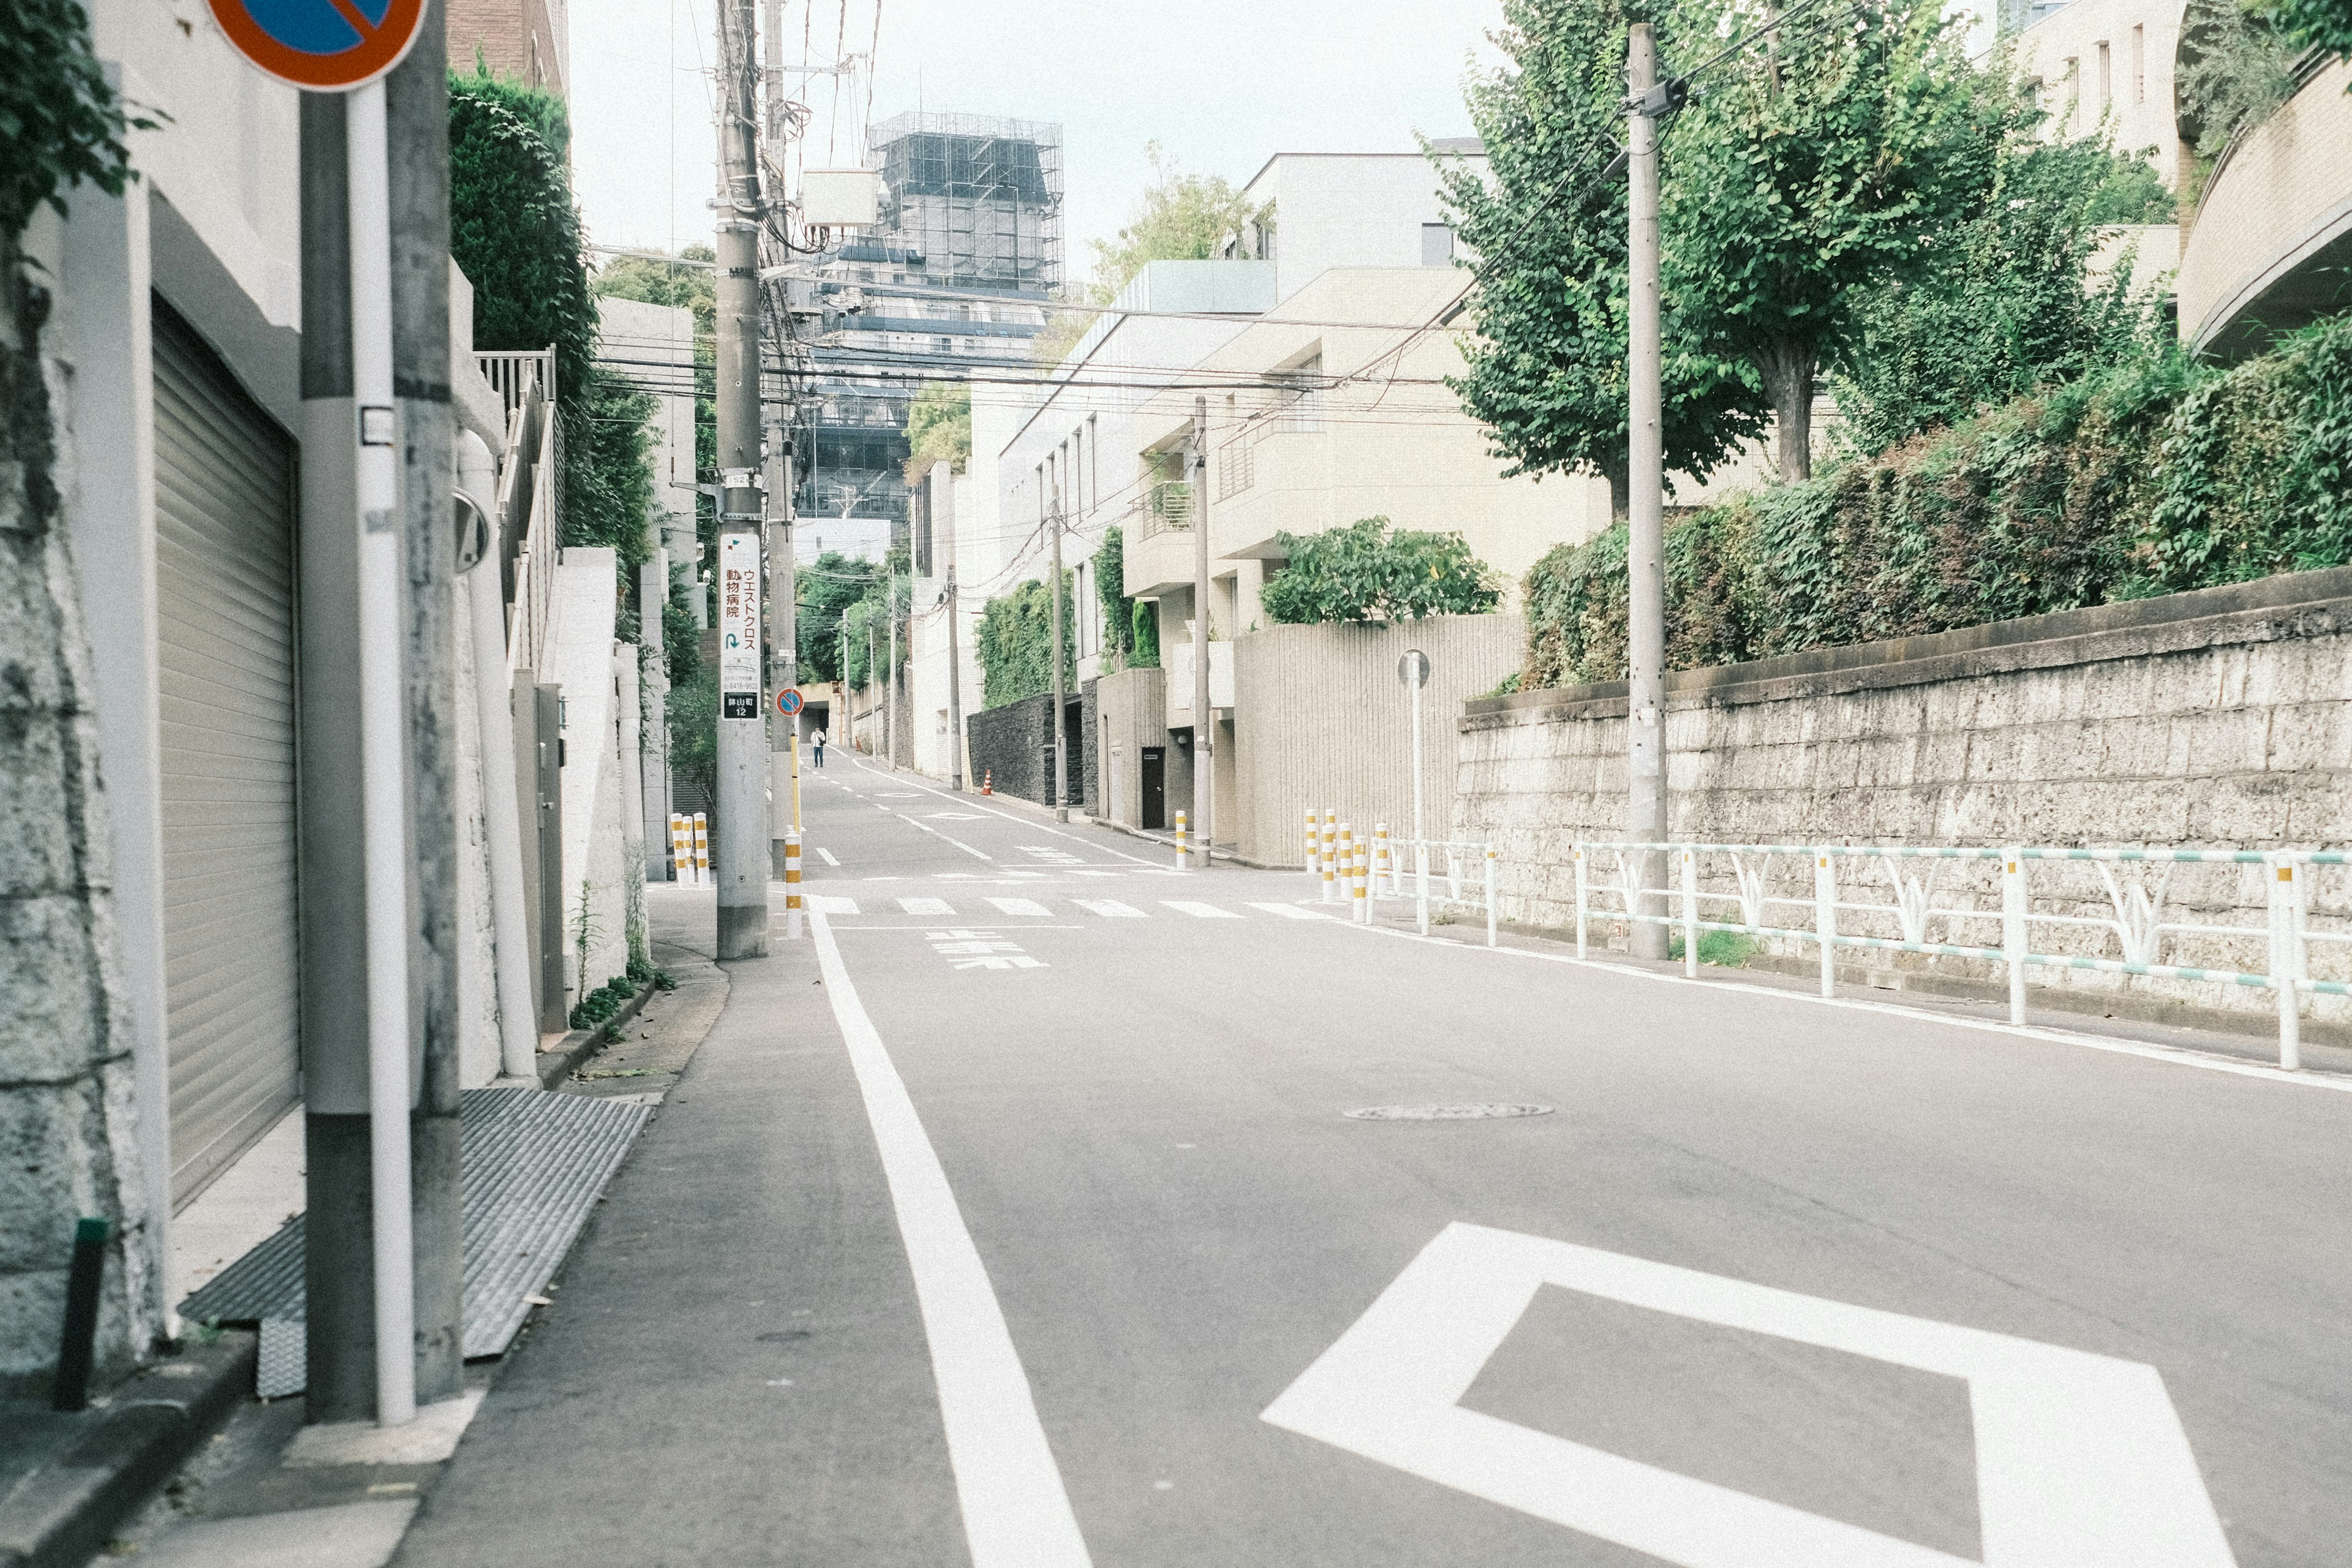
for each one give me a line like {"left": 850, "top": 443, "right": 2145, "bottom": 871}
{"left": 1521, "top": 314, "right": 2352, "bottom": 688}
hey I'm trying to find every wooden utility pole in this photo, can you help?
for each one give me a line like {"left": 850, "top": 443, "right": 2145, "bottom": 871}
{"left": 1626, "top": 21, "right": 1670, "bottom": 960}
{"left": 944, "top": 474, "right": 964, "bottom": 790}
{"left": 714, "top": 0, "right": 769, "bottom": 957}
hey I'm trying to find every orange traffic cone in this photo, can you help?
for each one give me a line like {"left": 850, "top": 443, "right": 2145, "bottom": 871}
{"left": 981, "top": 769, "right": 993, "bottom": 795}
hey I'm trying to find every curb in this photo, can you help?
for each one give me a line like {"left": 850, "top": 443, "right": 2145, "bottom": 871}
{"left": 0, "top": 1332, "right": 256, "bottom": 1568}
{"left": 536, "top": 979, "right": 662, "bottom": 1089}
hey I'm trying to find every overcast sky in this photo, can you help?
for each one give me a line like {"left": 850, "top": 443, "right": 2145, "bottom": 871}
{"left": 569, "top": 0, "right": 1508, "bottom": 282}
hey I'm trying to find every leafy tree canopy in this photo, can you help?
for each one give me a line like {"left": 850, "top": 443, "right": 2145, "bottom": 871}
{"left": 1439, "top": 0, "right": 1765, "bottom": 513}
{"left": 974, "top": 575, "right": 1077, "bottom": 707}
{"left": 905, "top": 381, "right": 971, "bottom": 471}
{"left": 594, "top": 247, "right": 717, "bottom": 339}
{"left": 797, "top": 551, "right": 881, "bottom": 684}
{"left": 2, "top": 0, "right": 153, "bottom": 243}
{"left": 1663, "top": 0, "right": 2009, "bottom": 483}
{"left": 1095, "top": 526, "right": 1141, "bottom": 665}
{"left": 2179, "top": 0, "right": 2301, "bottom": 161}
{"left": 1036, "top": 145, "right": 1269, "bottom": 362}
{"left": 1261, "top": 518, "right": 1502, "bottom": 624}
{"left": 1833, "top": 117, "right": 2173, "bottom": 453}
{"left": 2271, "top": 0, "right": 2352, "bottom": 59}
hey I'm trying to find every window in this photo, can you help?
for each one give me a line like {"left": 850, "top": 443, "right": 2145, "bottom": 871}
{"left": 1420, "top": 222, "right": 1455, "bottom": 266}
{"left": 1272, "top": 353, "right": 1324, "bottom": 434}
{"left": 2132, "top": 26, "right": 2145, "bottom": 104}
{"left": 2097, "top": 41, "right": 2111, "bottom": 110}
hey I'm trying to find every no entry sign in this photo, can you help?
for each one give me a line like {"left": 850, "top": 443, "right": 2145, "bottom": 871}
{"left": 208, "top": 0, "right": 427, "bottom": 90}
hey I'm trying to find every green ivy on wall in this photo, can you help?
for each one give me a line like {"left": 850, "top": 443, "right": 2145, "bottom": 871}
{"left": 975, "top": 575, "right": 1077, "bottom": 709}
{"left": 1520, "top": 314, "right": 2352, "bottom": 690}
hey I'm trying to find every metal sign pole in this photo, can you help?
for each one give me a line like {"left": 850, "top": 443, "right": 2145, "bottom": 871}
{"left": 347, "top": 77, "right": 415, "bottom": 1431}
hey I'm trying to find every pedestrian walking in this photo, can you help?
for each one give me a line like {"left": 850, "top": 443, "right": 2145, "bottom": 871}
{"left": 812, "top": 728, "right": 826, "bottom": 768}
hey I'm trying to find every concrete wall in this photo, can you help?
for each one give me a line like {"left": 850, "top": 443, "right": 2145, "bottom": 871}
{"left": 1094, "top": 666, "right": 1183, "bottom": 830}
{"left": 1455, "top": 568, "right": 2352, "bottom": 1029}
{"left": 1230, "top": 614, "right": 1523, "bottom": 867}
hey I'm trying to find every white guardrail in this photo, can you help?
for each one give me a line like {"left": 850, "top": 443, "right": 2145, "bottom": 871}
{"left": 1574, "top": 841, "right": 2347, "bottom": 1069}
{"left": 1305, "top": 809, "right": 1498, "bottom": 946}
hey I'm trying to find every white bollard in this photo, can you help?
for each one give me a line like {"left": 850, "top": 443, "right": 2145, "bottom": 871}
{"left": 2271, "top": 853, "right": 2304, "bottom": 1071}
{"left": 1175, "top": 810, "right": 1188, "bottom": 871}
{"left": 1353, "top": 834, "right": 1370, "bottom": 924}
{"left": 669, "top": 813, "right": 690, "bottom": 883}
{"left": 1416, "top": 843, "right": 1430, "bottom": 937}
{"left": 2002, "top": 848, "right": 2027, "bottom": 1026}
{"left": 1374, "top": 823, "right": 1391, "bottom": 896}
{"left": 1574, "top": 844, "right": 1588, "bottom": 959}
{"left": 1681, "top": 848, "right": 1699, "bottom": 978}
{"left": 1485, "top": 845, "right": 1498, "bottom": 949}
{"left": 783, "top": 832, "right": 804, "bottom": 940}
{"left": 1305, "top": 809, "right": 1319, "bottom": 884}
{"left": 692, "top": 812, "right": 710, "bottom": 886}
{"left": 1814, "top": 852, "right": 1836, "bottom": 998}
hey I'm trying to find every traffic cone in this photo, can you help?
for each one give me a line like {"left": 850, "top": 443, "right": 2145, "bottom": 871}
{"left": 982, "top": 769, "right": 993, "bottom": 795}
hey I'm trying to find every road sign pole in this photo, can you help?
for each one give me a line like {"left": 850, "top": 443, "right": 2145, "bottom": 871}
{"left": 347, "top": 76, "right": 415, "bottom": 1433}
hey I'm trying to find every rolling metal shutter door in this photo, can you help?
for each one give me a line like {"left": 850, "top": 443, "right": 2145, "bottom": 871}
{"left": 153, "top": 301, "right": 301, "bottom": 1206}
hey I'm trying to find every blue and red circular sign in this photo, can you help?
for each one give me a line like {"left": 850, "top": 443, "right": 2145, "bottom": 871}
{"left": 776, "top": 688, "right": 805, "bottom": 717}
{"left": 208, "top": 0, "right": 428, "bottom": 91}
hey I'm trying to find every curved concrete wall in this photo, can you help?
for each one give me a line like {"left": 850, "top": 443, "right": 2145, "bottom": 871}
{"left": 2178, "top": 57, "right": 2352, "bottom": 358}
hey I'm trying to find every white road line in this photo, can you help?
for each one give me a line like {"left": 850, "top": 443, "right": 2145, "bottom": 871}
{"left": 1328, "top": 914, "right": 2352, "bottom": 1096}
{"left": 1250, "top": 902, "right": 1335, "bottom": 921}
{"left": 845, "top": 755, "right": 1164, "bottom": 867}
{"left": 899, "top": 897, "right": 956, "bottom": 917}
{"left": 809, "top": 895, "right": 860, "bottom": 915}
{"left": 1068, "top": 870, "right": 1118, "bottom": 878}
{"left": 986, "top": 897, "right": 1053, "bottom": 918}
{"left": 1161, "top": 900, "right": 1240, "bottom": 920}
{"left": 1074, "top": 899, "right": 1145, "bottom": 919}
{"left": 807, "top": 913, "right": 1092, "bottom": 1567}
{"left": 816, "top": 847, "right": 840, "bottom": 867}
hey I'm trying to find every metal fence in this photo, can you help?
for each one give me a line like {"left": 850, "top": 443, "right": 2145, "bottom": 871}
{"left": 1573, "top": 840, "right": 2346, "bottom": 1069}
{"left": 480, "top": 352, "right": 559, "bottom": 674}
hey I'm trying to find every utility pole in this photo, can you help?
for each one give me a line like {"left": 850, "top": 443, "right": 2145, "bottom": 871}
{"left": 944, "top": 473, "right": 964, "bottom": 791}
{"left": 886, "top": 557, "right": 899, "bottom": 768}
{"left": 1626, "top": 22, "right": 1670, "bottom": 961}
{"left": 762, "top": 0, "right": 799, "bottom": 871}
{"left": 1049, "top": 476, "right": 1068, "bottom": 820}
{"left": 714, "top": 0, "right": 770, "bottom": 959}
{"left": 1189, "top": 396, "right": 1213, "bottom": 869}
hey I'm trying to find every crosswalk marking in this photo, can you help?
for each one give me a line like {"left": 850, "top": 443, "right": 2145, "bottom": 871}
{"left": 986, "top": 897, "right": 1053, "bottom": 917}
{"left": 809, "top": 895, "right": 860, "bottom": 915}
{"left": 1249, "top": 902, "right": 1333, "bottom": 920}
{"left": 899, "top": 897, "right": 956, "bottom": 916}
{"left": 1068, "top": 869, "right": 1118, "bottom": 878}
{"left": 1161, "top": 900, "right": 1241, "bottom": 920}
{"left": 1073, "top": 899, "right": 1145, "bottom": 919}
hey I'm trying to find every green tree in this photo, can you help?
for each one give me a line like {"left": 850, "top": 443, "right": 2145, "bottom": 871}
{"left": 1260, "top": 518, "right": 1502, "bottom": 624}
{"left": 666, "top": 673, "right": 718, "bottom": 805}
{"left": 594, "top": 246, "right": 719, "bottom": 612}
{"left": 797, "top": 551, "right": 880, "bottom": 684}
{"left": 974, "top": 575, "right": 1077, "bottom": 707}
{"left": 2272, "top": 0, "right": 2352, "bottom": 58}
{"left": 1037, "top": 145, "right": 1270, "bottom": 362}
{"left": 1664, "top": 0, "right": 2006, "bottom": 482}
{"left": 905, "top": 381, "right": 971, "bottom": 469}
{"left": 3, "top": 0, "right": 152, "bottom": 243}
{"left": 1833, "top": 124, "right": 2173, "bottom": 453}
{"left": 1095, "top": 526, "right": 1139, "bottom": 663}
{"left": 2178, "top": 0, "right": 2301, "bottom": 170}
{"left": 1439, "top": 0, "right": 1764, "bottom": 513}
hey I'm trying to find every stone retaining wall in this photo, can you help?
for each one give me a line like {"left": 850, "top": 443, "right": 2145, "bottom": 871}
{"left": 1455, "top": 568, "right": 2352, "bottom": 1029}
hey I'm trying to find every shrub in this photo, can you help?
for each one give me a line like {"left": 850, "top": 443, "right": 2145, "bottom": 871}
{"left": 1520, "top": 317, "right": 2352, "bottom": 687}
{"left": 1261, "top": 517, "right": 1502, "bottom": 624}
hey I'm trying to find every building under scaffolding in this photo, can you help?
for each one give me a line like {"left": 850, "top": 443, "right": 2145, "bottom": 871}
{"left": 788, "top": 113, "right": 1062, "bottom": 555}
{"left": 871, "top": 111, "right": 1063, "bottom": 295}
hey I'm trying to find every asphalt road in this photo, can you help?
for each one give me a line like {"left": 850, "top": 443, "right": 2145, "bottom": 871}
{"left": 398, "top": 754, "right": 2352, "bottom": 1567}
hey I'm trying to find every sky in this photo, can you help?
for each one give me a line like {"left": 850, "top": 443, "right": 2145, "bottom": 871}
{"left": 568, "top": 0, "right": 1509, "bottom": 283}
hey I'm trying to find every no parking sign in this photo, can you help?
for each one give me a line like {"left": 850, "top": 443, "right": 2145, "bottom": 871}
{"left": 208, "top": 0, "right": 427, "bottom": 90}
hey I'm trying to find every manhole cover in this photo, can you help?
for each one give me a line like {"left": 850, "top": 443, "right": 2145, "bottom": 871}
{"left": 1344, "top": 1104, "right": 1555, "bottom": 1121}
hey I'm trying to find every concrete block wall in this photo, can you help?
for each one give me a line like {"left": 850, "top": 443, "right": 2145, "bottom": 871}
{"left": 1232, "top": 614, "right": 1523, "bottom": 867}
{"left": 965, "top": 690, "right": 1085, "bottom": 807}
{"left": 1455, "top": 568, "right": 2352, "bottom": 1027}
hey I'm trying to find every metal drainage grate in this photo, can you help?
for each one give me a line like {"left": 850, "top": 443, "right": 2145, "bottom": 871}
{"left": 1344, "top": 1104, "right": 1555, "bottom": 1121}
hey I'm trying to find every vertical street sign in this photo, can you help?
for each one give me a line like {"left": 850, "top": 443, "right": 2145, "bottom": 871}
{"left": 720, "top": 533, "right": 762, "bottom": 718}
{"left": 211, "top": 0, "right": 432, "bottom": 1432}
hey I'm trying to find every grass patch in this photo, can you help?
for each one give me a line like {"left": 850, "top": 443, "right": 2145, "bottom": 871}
{"left": 1667, "top": 930, "right": 1759, "bottom": 967}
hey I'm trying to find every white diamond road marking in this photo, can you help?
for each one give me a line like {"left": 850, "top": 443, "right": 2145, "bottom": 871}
{"left": 1017, "top": 845, "right": 1085, "bottom": 864}
{"left": 1261, "top": 1223, "right": 2233, "bottom": 1568}
{"left": 986, "top": 897, "right": 1053, "bottom": 918}
{"left": 1074, "top": 899, "right": 1145, "bottom": 919}
{"left": 899, "top": 897, "right": 957, "bottom": 917}
{"left": 1250, "top": 902, "right": 1335, "bottom": 920}
{"left": 1161, "top": 900, "right": 1240, "bottom": 920}
{"left": 929, "top": 811, "right": 990, "bottom": 821}
{"left": 808, "top": 895, "right": 860, "bottom": 916}
{"left": 815, "top": 847, "right": 840, "bottom": 866}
